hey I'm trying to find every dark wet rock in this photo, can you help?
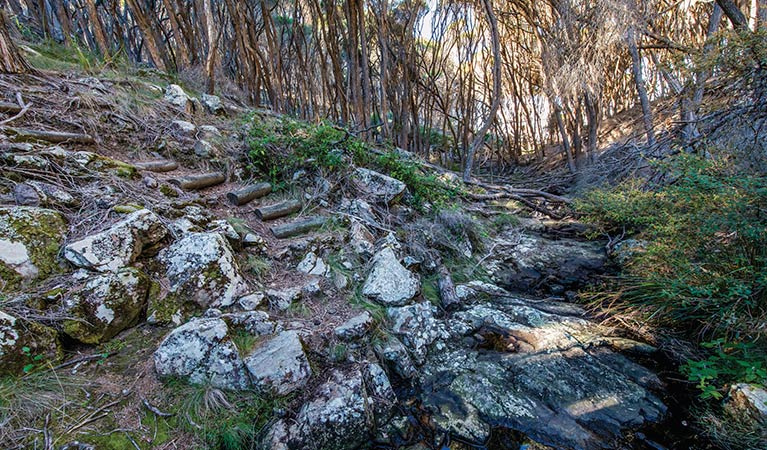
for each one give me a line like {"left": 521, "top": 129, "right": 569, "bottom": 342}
{"left": 483, "top": 232, "right": 607, "bottom": 294}
{"left": 415, "top": 297, "right": 666, "bottom": 449}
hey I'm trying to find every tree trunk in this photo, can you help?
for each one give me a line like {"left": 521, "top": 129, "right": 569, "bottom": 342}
{"left": 0, "top": 10, "right": 33, "bottom": 74}
{"left": 717, "top": 0, "right": 750, "bottom": 30}
{"left": 627, "top": 28, "right": 656, "bottom": 147}
{"left": 463, "top": 0, "right": 501, "bottom": 181}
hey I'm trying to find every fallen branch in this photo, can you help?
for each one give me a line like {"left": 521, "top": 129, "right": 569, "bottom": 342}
{"left": 4, "top": 127, "right": 95, "bottom": 144}
{"left": 169, "top": 172, "right": 225, "bottom": 190}
{"left": 134, "top": 160, "right": 178, "bottom": 173}
{"left": 255, "top": 199, "right": 302, "bottom": 221}
{"left": 271, "top": 216, "right": 326, "bottom": 238}
{"left": 0, "top": 93, "right": 31, "bottom": 126}
{"left": 227, "top": 182, "right": 272, "bottom": 206}
{"left": 142, "top": 398, "right": 174, "bottom": 418}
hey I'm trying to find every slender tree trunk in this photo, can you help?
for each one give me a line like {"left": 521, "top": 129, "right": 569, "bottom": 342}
{"left": 463, "top": 0, "right": 501, "bottom": 181}
{"left": 627, "top": 28, "right": 656, "bottom": 147}
{"left": 0, "top": 9, "right": 34, "bottom": 74}
{"left": 83, "top": 0, "right": 109, "bottom": 55}
{"left": 717, "top": 0, "right": 750, "bottom": 30}
{"left": 554, "top": 104, "right": 577, "bottom": 173}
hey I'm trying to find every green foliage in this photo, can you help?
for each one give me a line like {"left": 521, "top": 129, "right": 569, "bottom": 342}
{"left": 682, "top": 339, "right": 767, "bottom": 400}
{"left": 374, "top": 150, "right": 458, "bottom": 208}
{"left": 20, "top": 346, "right": 45, "bottom": 374}
{"left": 243, "top": 255, "right": 271, "bottom": 282}
{"left": 580, "top": 154, "right": 767, "bottom": 396}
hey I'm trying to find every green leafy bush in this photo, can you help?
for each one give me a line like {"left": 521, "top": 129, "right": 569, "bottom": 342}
{"left": 579, "top": 154, "right": 767, "bottom": 396}
{"left": 682, "top": 339, "right": 767, "bottom": 400}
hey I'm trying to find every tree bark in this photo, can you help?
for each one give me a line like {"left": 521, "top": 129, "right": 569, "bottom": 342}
{"left": 169, "top": 173, "right": 226, "bottom": 190}
{"left": 717, "top": 0, "right": 750, "bottom": 30}
{"left": 0, "top": 10, "right": 33, "bottom": 74}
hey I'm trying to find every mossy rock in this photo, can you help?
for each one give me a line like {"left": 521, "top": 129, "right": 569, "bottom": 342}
{"left": 63, "top": 268, "right": 151, "bottom": 344}
{"left": 0, "top": 207, "right": 67, "bottom": 292}
{"left": 0, "top": 310, "right": 62, "bottom": 375}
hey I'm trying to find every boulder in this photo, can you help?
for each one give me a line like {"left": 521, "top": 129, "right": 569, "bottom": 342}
{"left": 201, "top": 94, "right": 224, "bottom": 115}
{"left": 237, "top": 292, "right": 265, "bottom": 310}
{"left": 267, "top": 364, "right": 396, "bottom": 450}
{"left": 335, "top": 312, "right": 374, "bottom": 340}
{"left": 352, "top": 168, "right": 406, "bottom": 205}
{"left": 244, "top": 330, "right": 311, "bottom": 395}
{"left": 170, "top": 120, "right": 196, "bottom": 136}
{"left": 198, "top": 125, "right": 221, "bottom": 139}
{"left": 362, "top": 247, "right": 419, "bottom": 306}
{"left": 726, "top": 383, "right": 767, "bottom": 425}
{"left": 0, "top": 310, "right": 61, "bottom": 375}
{"left": 193, "top": 139, "right": 214, "bottom": 157}
{"left": 348, "top": 221, "right": 375, "bottom": 257}
{"left": 156, "top": 232, "right": 246, "bottom": 318}
{"left": 221, "top": 310, "right": 277, "bottom": 336}
{"left": 154, "top": 318, "right": 249, "bottom": 390}
{"left": 164, "top": 84, "right": 194, "bottom": 113}
{"left": 63, "top": 209, "right": 168, "bottom": 273}
{"left": 266, "top": 287, "right": 301, "bottom": 311}
{"left": 63, "top": 268, "right": 151, "bottom": 344}
{"left": 0, "top": 207, "right": 67, "bottom": 289}
{"left": 296, "top": 252, "right": 329, "bottom": 276}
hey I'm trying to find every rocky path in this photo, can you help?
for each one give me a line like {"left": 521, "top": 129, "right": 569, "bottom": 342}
{"left": 0, "top": 80, "right": 676, "bottom": 450}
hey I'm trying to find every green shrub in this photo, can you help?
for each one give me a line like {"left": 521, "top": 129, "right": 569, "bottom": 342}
{"left": 579, "top": 154, "right": 767, "bottom": 397}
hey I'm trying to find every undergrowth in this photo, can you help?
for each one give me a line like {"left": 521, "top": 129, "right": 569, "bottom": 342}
{"left": 578, "top": 154, "right": 767, "bottom": 401}
{"left": 244, "top": 115, "right": 459, "bottom": 208}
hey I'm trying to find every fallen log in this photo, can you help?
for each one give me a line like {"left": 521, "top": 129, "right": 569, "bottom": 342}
{"left": 271, "top": 216, "right": 327, "bottom": 238}
{"left": 227, "top": 182, "right": 272, "bottom": 206}
{"left": 134, "top": 160, "right": 178, "bottom": 173}
{"left": 5, "top": 127, "right": 95, "bottom": 144}
{"left": 168, "top": 172, "right": 225, "bottom": 190}
{"left": 255, "top": 199, "right": 302, "bottom": 221}
{"left": 437, "top": 265, "right": 460, "bottom": 310}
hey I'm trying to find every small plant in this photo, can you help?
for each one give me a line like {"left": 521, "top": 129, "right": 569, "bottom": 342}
{"left": 330, "top": 343, "right": 348, "bottom": 362}
{"left": 20, "top": 346, "right": 45, "bottom": 374}
{"left": 682, "top": 339, "right": 767, "bottom": 400}
{"left": 243, "top": 255, "right": 271, "bottom": 281}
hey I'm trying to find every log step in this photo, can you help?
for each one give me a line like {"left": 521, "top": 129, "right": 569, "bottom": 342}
{"left": 135, "top": 160, "right": 179, "bottom": 173}
{"left": 227, "top": 182, "right": 272, "bottom": 206}
{"left": 255, "top": 199, "right": 301, "bottom": 221}
{"left": 271, "top": 216, "right": 327, "bottom": 239}
{"left": 7, "top": 127, "right": 95, "bottom": 144}
{"left": 169, "top": 172, "right": 226, "bottom": 190}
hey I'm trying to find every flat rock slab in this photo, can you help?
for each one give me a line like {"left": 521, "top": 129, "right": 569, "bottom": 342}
{"left": 352, "top": 167, "right": 406, "bottom": 205}
{"left": 410, "top": 296, "right": 666, "bottom": 449}
{"left": 244, "top": 330, "right": 312, "bottom": 395}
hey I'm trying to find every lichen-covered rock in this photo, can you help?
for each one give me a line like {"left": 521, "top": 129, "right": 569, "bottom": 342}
{"left": 63, "top": 268, "right": 150, "bottom": 344}
{"left": 362, "top": 247, "right": 419, "bottom": 306}
{"left": 348, "top": 221, "right": 375, "bottom": 257}
{"left": 221, "top": 310, "right": 277, "bottom": 336}
{"left": 0, "top": 310, "right": 61, "bottom": 375}
{"left": 154, "top": 318, "right": 249, "bottom": 390}
{"left": 352, "top": 168, "right": 406, "bottom": 205}
{"left": 375, "top": 336, "right": 417, "bottom": 379}
{"left": 244, "top": 330, "right": 311, "bottom": 395}
{"left": 726, "top": 383, "right": 767, "bottom": 426}
{"left": 296, "top": 252, "right": 328, "bottom": 276}
{"left": 159, "top": 232, "right": 246, "bottom": 310}
{"left": 170, "top": 120, "right": 196, "bottom": 136}
{"left": 267, "top": 364, "right": 396, "bottom": 450}
{"left": 20, "top": 181, "right": 77, "bottom": 207}
{"left": 201, "top": 94, "right": 224, "bottom": 115}
{"left": 0, "top": 207, "right": 67, "bottom": 290}
{"left": 388, "top": 302, "right": 448, "bottom": 363}
{"left": 335, "top": 312, "right": 373, "bottom": 340}
{"left": 165, "top": 84, "right": 194, "bottom": 113}
{"left": 63, "top": 209, "right": 168, "bottom": 272}
{"left": 266, "top": 287, "right": 301, "bottom": 311}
